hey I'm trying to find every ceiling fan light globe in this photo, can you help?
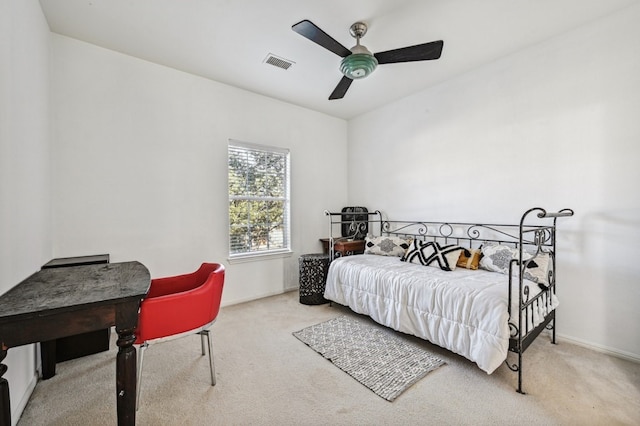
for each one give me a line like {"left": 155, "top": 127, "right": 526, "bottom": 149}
{"left": 340, "top": 53, "right": 378, "bottom": 79}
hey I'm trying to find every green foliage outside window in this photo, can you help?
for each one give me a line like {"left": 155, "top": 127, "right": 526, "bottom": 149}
{"left": 228, "top": 143, "right": 289, "bottom": 254}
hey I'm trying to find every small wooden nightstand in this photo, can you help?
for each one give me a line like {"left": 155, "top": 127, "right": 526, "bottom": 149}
{"left": 319, "top": 238, "right": 366, "bottom": 259}
{"left": 333, "top": 239, "right": 365, "bottom": 257}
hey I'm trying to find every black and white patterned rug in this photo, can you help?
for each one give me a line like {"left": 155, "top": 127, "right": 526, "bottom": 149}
{"left": 293, "top": 315, "right": 445, "bottom": 401}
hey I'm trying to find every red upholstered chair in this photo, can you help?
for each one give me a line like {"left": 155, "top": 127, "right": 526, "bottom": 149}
{"left": 135, "top": 262, "right": 225, "bottom": 409}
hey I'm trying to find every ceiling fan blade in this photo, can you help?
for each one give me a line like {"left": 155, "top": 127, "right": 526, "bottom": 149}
{"left": 292, "top": 20, "right": 352, "bottom": 58}
{"left": 374, "top": 40, "right": 444, "bottom": 64}
{"left": 329, "top": 76, "right": 354, "bottom": 100}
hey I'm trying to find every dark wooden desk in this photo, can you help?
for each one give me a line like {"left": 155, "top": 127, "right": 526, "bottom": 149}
{"left": 0, "top": 261, "right": 150, "bottom": 426}
{"left": 41, "top": 254, "right": 111, "bottom": 379}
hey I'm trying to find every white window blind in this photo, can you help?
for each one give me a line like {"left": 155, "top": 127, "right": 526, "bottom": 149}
{"left": 228, "top": 140, "right": 290, "bottom": 257}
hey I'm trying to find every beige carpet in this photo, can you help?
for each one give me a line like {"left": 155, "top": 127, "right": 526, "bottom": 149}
{"left": 18, "top": 291, "right": 640, "bottom": 425}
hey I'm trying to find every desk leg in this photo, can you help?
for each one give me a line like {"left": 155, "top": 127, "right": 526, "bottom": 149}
{"left": 115, "top": 327, "right": 136, "bottom": 426}
{"left": 0, "top": 347, "right": 11, "bottom": 426}
{"left": 40, "top": 340, "right": 57, "bottom": 379}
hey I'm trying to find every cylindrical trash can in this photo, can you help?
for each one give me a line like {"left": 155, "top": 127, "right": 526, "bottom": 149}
{"left": 298, "top": 253, "right": 330, "bottom": 305}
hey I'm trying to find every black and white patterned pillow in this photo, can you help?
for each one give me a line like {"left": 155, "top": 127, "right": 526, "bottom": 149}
{"left": 523, "top": 253, "right": 551, "bottom": 288}
{"left": 479, "top": 244, "right": 515, "bottom": 274}
{"left": 364, "top": 235, "right": 412, "bottom": 257}
{"left": 480, "top": 244, "right": 551, "bottom": 287}
{"left": 401, "top": 240, "right": 463, "bottom": 271}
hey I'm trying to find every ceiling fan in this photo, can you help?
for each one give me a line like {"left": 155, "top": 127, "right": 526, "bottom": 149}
{"left": 292, "top": 19, "right": 444, "bottom": 100}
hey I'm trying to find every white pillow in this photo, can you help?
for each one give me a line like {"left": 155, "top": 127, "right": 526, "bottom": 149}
{"left": 523, "top": 253, "right": 552, "bottom": 288}
{"left": 480, "top": 244, "right": 551, "bottom": 287}
{"left": 479, "top": 244, "right": 516, "bottom": 274}
{"left": 364, "top": 235, "right": 412, "bottom": 257}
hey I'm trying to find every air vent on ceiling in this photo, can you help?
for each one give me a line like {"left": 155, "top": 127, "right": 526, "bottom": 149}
{"left": 264, "top": 53, "right": 295, "bottom": 70}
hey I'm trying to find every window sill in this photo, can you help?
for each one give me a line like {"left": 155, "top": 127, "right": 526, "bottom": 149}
{"left": 227, "top": 250, "right": 293, "bottom": 264}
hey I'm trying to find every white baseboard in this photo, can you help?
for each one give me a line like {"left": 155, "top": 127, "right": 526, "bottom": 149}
{"left": 221, "top": 287, "right": 297, "bottom": 307}
{"left": 12, "top": 373, "right": 37, "bottom": 426}
{"left": 557, "top": 333, "right": 640, "bottom": 364}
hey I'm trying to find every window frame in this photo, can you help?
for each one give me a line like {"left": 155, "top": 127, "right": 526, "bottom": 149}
{"left": 227, "top": 139, "right": 291, "bottom": 261}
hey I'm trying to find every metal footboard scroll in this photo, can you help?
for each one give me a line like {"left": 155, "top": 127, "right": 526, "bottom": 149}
{"left": 505, "top": 207, "right": 574, "bottom": 394}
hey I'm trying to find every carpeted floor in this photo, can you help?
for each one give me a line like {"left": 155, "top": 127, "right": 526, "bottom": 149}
{"left": 17, "top": 291, "right": 640, "bottom": 425}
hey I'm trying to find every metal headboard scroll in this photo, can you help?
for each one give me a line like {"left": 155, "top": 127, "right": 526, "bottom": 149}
{"left": 340, "top": 206, "right": 369, "bottom": 240}
{"left": 378, "top": 208, "right": 573, "bottom": 250}
{"left": 380, "top": 219, "right": 541, "bottom": 248}
{"left": 324, "top": 209, "right": 383, "bottom": 260}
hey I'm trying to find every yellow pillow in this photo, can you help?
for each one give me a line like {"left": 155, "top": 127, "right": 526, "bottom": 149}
{"left": 457, "top": 248, "right": 482, "bottom": 270}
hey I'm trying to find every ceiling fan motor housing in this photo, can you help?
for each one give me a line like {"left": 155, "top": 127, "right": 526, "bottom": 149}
{"left": 340, "top": 52, "right": 378, "bottom": 79}
{"left": 341, "top": 22, "right": 378, "bottom": 79}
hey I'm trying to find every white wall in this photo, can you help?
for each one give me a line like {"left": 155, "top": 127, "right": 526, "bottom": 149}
{"left": 50, "top": 34, "right": 348, "bottom": 306}
{"left": 4, "top": 2, "right": 637, "bottom": 422}
{"left": 348, "top": 4, "right": 640, "bottom": 360}
{"left": 0, "top": 0, "right": 51, "bottom": 422}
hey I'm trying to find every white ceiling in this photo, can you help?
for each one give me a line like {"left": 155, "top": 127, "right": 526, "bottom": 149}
{"left": 39, "top": 0, "right": 638, "bottom": 120}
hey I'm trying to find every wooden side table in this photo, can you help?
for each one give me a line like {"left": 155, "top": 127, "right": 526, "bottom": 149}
{"left": 319, "top": 239, "right": 366, "bottom": 258}
{"left": 319, "top": 238, "right": 332, "bottom": 254}
{"left": 333, "top": 240, "right": 365, "bottom": 257}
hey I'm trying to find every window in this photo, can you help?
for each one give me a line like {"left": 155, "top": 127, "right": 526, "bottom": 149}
{"left": 228, "top": 140, "right": 290, "bottom": 258}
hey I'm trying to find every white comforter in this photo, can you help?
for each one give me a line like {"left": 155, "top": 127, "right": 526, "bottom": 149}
{"left": 324, "top": 254, "right": 558, "bottom": 374}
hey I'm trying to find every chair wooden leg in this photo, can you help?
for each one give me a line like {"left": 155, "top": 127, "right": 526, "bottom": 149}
{"left": 136, "top": 342, "right": 148, "bottom": 411}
